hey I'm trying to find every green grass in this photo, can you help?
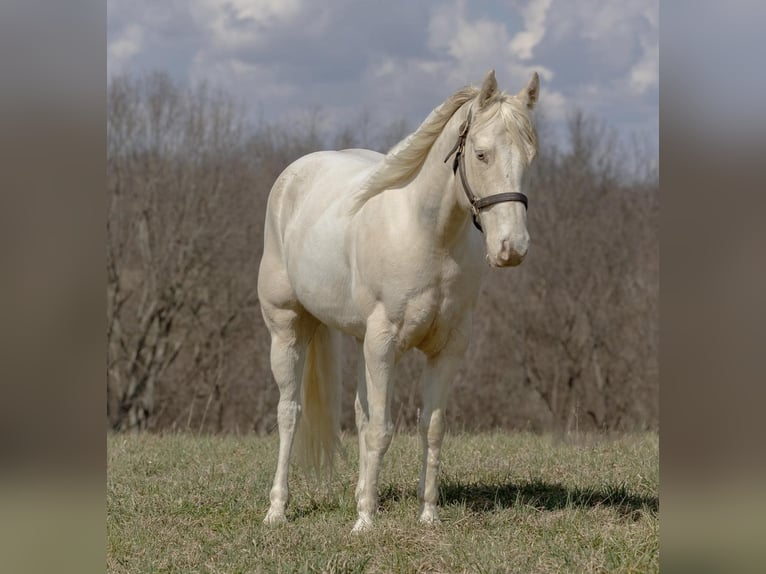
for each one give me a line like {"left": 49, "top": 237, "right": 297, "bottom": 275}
{"left": 107, "top": 432, "right": 658, "bottom": 573}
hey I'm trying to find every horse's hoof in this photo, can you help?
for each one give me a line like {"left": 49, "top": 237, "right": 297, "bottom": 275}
{"left": 263, "top": 509, "right": 287, "bottom": 525}
{"left": 418, "top": 509, "right": 441, "bottom": 526}
{"left": 350, "top": 516, "right": 373, "bottom": 534}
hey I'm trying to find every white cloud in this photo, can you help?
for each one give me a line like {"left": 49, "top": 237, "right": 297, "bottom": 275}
{"left": 225, "top": 0, "right": 303, "bottom": 22}
{"left": 108, "top": 24, "right": 143, "bottom": 74}
{"left": 628, "top": 36, "right": 658, "bottom": 94}
{"left": 509, "top": 0, "right": 553, "bottom": 61}
{"left": 190, "top": 0, "right": 305, "bottom": 51}
{"left": 426, "top": 0, "right": 555, "bottom": 91}
{"left": 540, "top": 0, "right": 657, "bottom": 146}
{"left": 539, "top": 88, "right": 567, "bottom": 122}
{"left": 105, "top": 0, "right": 657, "bottom": 155}
{"left": 450, "top": 18, "right": 509, "bottom": 64}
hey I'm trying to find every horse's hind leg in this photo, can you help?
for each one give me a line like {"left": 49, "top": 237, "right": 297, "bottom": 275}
{"left": 262, "top": 302, "right": 316, "bottom": 524}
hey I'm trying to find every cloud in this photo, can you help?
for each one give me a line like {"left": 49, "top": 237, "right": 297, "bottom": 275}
{"left": 107, "top": 24, "right": 143, "bottom": 73}
{"left": 535, "top": 0, "right": 657, "bottom": 146}
{"left": 426, "top": 0, "right": 555, "bottom": 91}
{"left": 509, "top": 0, "right": 553, "bottom": 61}
{"left": 428, "top": 2, "right": 508, "bottom": 65}
{"left": 222, "top": 0, "right": 303, "bottom": 22}
{"left": 106, "top": 0, "right": 658, "bottom": 155}
{"left": 628, "top": 36, "right": 658, "bottom": 94}
{"left": 189, "top": 0, "right": 305, "bottom": 51}
{"left": 539, "top": 88, "right": 568, "bottom": 122}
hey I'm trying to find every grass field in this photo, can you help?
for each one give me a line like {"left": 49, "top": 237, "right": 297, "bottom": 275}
{"left": 107, "top": 432, "right": 658, "bottom": 573}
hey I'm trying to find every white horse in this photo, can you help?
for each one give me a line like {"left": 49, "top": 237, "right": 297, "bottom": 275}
{"left": 258, "top": 70, "right": 539, "bottom": 532}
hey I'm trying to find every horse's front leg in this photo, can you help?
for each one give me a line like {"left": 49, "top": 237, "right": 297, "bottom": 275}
{"left": 418, "top": 333, "right": 468, "bottom": 524}
{"left": 354, "top": 344, "right": 368, "bottom": 503}
{"left": 352, "top": 308, "right": 396, "bottom": 533}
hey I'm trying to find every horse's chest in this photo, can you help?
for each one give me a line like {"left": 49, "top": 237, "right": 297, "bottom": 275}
{"left": 395, "top": 264, "right": 476, "bottom": 354}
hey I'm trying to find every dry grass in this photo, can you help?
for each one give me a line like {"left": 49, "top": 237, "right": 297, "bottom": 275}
{"left": 107, "top": 432, "right": 658, "bottom": 573}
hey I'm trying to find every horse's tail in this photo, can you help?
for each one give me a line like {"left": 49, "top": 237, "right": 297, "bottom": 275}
{"left": 295, "top": 324, "right": 342, "bottom": 477}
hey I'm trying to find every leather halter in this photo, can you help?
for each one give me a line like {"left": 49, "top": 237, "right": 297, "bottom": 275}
{"left": 443, "top": 110, "right": 529, "bottom": 232}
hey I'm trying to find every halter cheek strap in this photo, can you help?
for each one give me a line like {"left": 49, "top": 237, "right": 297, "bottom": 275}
{"left": 443, "top": 110, "right": 529, "bottom": 232}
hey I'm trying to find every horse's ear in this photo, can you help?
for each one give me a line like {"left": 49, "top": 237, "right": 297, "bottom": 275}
{"left": 517, "top": 72, "right": 540, "bottom": 110}
{"left": 478, "top": 69, "right": 498, "bottom": 109}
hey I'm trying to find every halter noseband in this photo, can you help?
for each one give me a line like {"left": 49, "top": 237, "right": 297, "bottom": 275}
{"left": 443, "top": 110, "right": 529, "bottom": 232}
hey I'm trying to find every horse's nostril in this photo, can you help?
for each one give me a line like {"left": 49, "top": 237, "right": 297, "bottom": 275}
{"left": 496, "top": 239, "right": 526, "bottom": 266}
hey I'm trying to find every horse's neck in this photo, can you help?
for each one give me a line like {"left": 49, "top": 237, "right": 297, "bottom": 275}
{"left": 405, "top": 107, "right": 472, "bottom": 245}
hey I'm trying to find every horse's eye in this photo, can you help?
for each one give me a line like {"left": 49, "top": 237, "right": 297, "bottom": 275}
{"left": 476, "top": 150, "right": 487, "bottom": 162}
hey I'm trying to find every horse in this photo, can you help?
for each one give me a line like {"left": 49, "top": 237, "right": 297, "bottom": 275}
{"left": 257, "top": 70, "right": 540, "bottom": 532}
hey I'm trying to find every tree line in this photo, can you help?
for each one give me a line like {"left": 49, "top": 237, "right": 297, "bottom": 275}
{"left": 107, "top": 71, "right": 658, "bottom": 434}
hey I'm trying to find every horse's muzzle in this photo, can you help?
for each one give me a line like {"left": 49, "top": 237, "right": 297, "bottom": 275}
{"left": 488, "top": 238, "right": 528, "bottom": 267}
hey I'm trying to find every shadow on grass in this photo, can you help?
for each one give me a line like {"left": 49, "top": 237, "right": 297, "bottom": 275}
{"left": 290, "top": 497, "right": 349, "bottom": 521}
{"left": 378, "top": 479, "right": 658, "bottom": 518}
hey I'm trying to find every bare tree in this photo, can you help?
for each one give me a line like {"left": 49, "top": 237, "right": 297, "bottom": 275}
{"left": 480, "top": 113, "right": 657, "bottom": 431}
{"left": 107, "top": 72, "right": 261, "bottom": 431}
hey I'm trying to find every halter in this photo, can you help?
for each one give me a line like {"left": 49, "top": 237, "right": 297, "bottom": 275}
{"left": 443, "top": 110, "right": 529, "bottom": 232}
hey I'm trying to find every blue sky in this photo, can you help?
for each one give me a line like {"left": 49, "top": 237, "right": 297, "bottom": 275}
{"left": 108, "top": 0, "right": 658, "bottom": 155}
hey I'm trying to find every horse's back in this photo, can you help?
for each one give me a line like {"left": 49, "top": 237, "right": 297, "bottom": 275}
{"left": 338, "top": 148, "right": 384, "bottom": 161}
{"left": 265, "top": 150, "right": 381, "bottom": 233}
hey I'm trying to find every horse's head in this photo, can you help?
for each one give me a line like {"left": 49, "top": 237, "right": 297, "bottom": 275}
{"left": 458, "top": 70, "right": 539, "bottom": 267}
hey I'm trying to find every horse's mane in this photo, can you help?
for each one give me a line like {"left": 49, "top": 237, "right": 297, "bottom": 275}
{"left": 349, "top": 86, "right": 479, "bottom": 213}
{"left": 349, "top": 85, "right": 538, "bottom": 213}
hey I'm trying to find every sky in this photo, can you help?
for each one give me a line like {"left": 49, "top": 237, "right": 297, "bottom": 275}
{"left": 107, "top": 0, "right": 658, "bottom": 155}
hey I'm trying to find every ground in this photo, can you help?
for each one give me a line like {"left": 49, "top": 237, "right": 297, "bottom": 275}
{"left": 107, "top": 431, "right": 658, "bottom": 573}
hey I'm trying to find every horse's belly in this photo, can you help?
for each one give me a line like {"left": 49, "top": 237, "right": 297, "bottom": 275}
{"left": 277, "top": 154, "right": 377, "bottom": 336}
{"left": 285, "top": 220, "right": 368, "bottom": 338}
{"left": 292, "top": 270, "right": 366, "bottom": 338}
